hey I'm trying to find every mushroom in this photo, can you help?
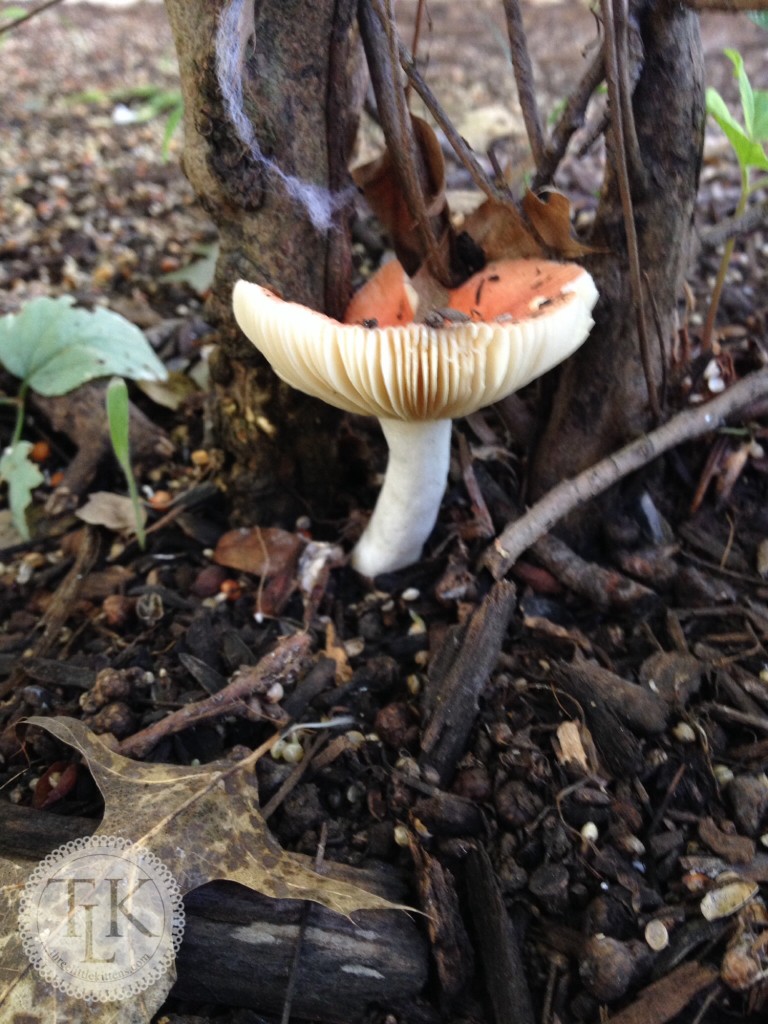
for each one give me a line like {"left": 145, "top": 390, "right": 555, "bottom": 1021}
{"left": 232, "top": 258, "right": 598, "bottom": 577}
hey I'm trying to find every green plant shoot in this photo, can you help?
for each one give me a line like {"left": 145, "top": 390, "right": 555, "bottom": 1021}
{"left": 703, "top": 50, "right": 768, "bottom": 349}
{"left": 106, "top": 378, "right": 146, "bottom": 550}
{"left": 0, "top": 296, "right": 166, "bottom": 538}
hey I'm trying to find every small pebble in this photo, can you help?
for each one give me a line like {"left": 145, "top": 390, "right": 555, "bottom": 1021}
{"left": 644, "top": 919, "right": 669, "bottom": 951}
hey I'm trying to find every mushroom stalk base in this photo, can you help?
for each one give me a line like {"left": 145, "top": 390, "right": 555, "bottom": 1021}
{"left": 351, "top": 418, "right": 452, "bottom": 577}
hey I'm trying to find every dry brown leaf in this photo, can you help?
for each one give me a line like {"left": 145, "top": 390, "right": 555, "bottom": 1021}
{"left": 0, "top": 716, "right": 409, "bottom": 1024}
{"left": 462, "top": 196, "right": 542, "bottom": 263}
{"left": 462, "top": 189, "right": 596, "bottom": 265}
{"left": 213, "top": 526, "right": 304, "bottom": 577}
{"left": 76, "top": 491, "right": 146, "bottom": 536}
{"left": 353, "top": 115, "right": 452, "bottom": 275}
{"left": 522, "top": 190, "right": 596, "bottom": 258}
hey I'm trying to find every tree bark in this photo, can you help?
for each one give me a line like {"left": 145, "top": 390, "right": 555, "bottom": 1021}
{"left": 164, "top": 0, "right": 361, "bottom": 523}
{"left": 530, "top": 0, "right": 704, "bottom": 519}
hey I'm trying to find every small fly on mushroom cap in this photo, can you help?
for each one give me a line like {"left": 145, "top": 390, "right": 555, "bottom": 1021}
{"left": 233, "top": 257, "right": 598, "bottom": 577}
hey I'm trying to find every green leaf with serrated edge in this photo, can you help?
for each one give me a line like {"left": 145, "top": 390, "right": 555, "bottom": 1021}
{"left": 0, "top": 297, "right": 167, "bottom": 396}
{"left": 0, "top": 442, "right": 44, "bottom": 540}
{"left": 707, "top": 88, "right": 768, "bottom": 172}
{"left": 725, "top": 49, "right": 754, "bottom": 138}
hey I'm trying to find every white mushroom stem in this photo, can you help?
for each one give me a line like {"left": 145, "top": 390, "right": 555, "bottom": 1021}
{"left": 351, "top": 418, "right": 452, "bottom": 577}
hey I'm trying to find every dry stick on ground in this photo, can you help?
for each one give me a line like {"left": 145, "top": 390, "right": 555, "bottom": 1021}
{"left": 280, "top": 822, "right": 328, "bottom": 1024}
{"left": 360, "top": 0, "right": 451, "bottom": 284}
{"left": 483, "top": 366, "right": 768, "bottom": 579}
{"left": 530, "top": 532, "right": 657, "bottom": 610}
{"left": 534, "top": 50, "right": 605, "bottom": 188}
{"left": 465, "top": 846, "right": 536, "bottom": 1024}
{"left": 420, "top": 580, "right": 517, "bottom": 785}
{"left": 117, "top": 633, "right": 313, "bottom": 758}
{"left": 600, "top": 0, "right": 659, "bottom": 423}
{"left": 501, "top": 0, "right": 546, "bottom": 176}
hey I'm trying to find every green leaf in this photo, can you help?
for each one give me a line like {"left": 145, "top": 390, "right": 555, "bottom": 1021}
{"left": 752, "top": 89, "right": 768, "bottom": 143}
{"left": 706, "top": 87, "right": 768, "bottom": 172}
{"left": 106, "top": 377, "right": 147, "bottom": 549}
{"left": 161, "top": 243, "right": 218, "bottom": 295}
{"left": 0, "top": 297, "right": 167, "bottom": 396}
{"left": 0, "top": 442, "right": 44, "bottom": 540}
{"left": 106, "top": 377, "right": 131, "bottom": 474}
{"left": 161, "top": 102, "right": 184, "bottom": 161}
{"left": 725, "top": 49, "right": 754, "bottom": 138}
{"left": 749, "top": 11, "right": 768, "bottom": 31}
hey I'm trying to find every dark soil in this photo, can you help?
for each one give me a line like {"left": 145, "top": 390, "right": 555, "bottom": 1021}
{"left": 2, "top": 3, "right": 768, "bottom": 1024}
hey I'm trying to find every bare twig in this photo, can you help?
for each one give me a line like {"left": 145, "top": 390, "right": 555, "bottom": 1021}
{"left": 681, "top": 0, "right": 768, "bottom": 9}
{"left": 396, "top": 38, "right": 503, "bottom": 201}
{"left": 359, "top": 0, "right": 450, "bottom": 284}
{"left": 404, "top": 0, "right": 427, "bottom": 105}
{"left": 501, "top": 0, "right": 546, "bottom": 175}
{"left": 531, "top": 533, "right": 657, "bottom": 610}
{"left": 117, "top": 633, "right": 313, "bottom": 758}
{"left": 483, "top": 367, "right": 768, "bottom": 579}
{"left": 699, "top": 200, "right": 768, "bottom": 248}
{"left": 644, "top": 270, "right": 668, "bottom": 411}
{"left": 260, "top": 732, "right": 327, "bottom": 820}
{"left": 0, "top": 0, "right": 65, "bottom": 37}
{"left": 280, "top": 823, "right": 328, "bottom": 1024}
{"left": 534, "top": 50, "right": 604, "bottom": 188}
{"left": 612, "top": 0, "right": 647, "bottom": 191}
{"left": 601, "top": 0, "right": 659, "bottom": 421}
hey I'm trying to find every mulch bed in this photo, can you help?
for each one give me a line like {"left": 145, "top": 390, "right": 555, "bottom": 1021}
{"left": 1, "top": 3, "right": 768, "bottom": 1023}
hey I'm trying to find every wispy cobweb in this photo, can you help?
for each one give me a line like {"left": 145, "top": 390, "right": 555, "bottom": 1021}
{"left": 215, "top": 0, "right": 352, "bottom": 233}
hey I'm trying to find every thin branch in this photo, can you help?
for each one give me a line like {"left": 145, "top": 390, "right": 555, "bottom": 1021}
{"left": 699, "top": 200, "right": 768, "bottom": 248}
{"left": 279, "top": 823, "right": 329, "bottom": 1024}
{"left": 533, "top": 50, "right": 604, "bottom": 188}
{"left": 395, "top": 39, "right": 504, "bottom": 201}
{"left": 359, "top": 0, "right": 451, "bottom": 284}
{"left": 404, "top": 0, "right": 427, "bottom": 105}
{"left": 117, "top": 634, "right": 313, "bottom": 758}
{"left": 681, "top": 0, "right": 768, "bottom": 9}
{"left": 601, "top": 0, "right": 659, "bottom": 421}
{"left": 613, "top": 0, "right": 647, "bottom": 192}
{"left": 482, "top": 367, "right": 768, "bottom": 579}
{"left": 501, "top": 0, "right": 546, "bottom": 175}
{"left": 0, "top": 0, "right": 65, "bottom": 37}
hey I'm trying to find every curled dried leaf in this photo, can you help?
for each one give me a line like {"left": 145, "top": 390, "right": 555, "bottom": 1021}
{"left": 354, "top": 115, "right": 453, "bottom": 276}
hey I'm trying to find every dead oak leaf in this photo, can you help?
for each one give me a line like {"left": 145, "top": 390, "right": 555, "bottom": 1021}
{"left": 0, "top": 856, "right": 163, "bottom": 1024}
{"left": 24, "top": 716, "right": 407, "bottom": 916}
{"left": 522, "top": 190, "right": 597, "bottom": 258}
{"left": 0, "top": 716, "right": 409, "bottom": 1024}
